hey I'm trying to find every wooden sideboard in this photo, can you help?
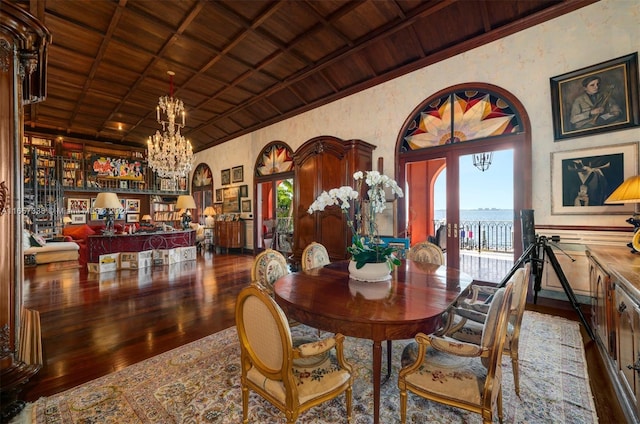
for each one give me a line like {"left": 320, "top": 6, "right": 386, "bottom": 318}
{"left": 215, "top": 221, "right": 245, "bottom": 253}
{"left": 586, "top": 245, "right": 640, "bottom": 423}
{"left": 87, "top": 229, "right": 195, "bottom": 263}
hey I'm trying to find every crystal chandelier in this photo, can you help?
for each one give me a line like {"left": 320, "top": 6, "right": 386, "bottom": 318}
{"left": 472, "top": 152, "right": 493, "bottom": 172}
{"left": 147, "top": 71, "right": 193, "bottom": 179}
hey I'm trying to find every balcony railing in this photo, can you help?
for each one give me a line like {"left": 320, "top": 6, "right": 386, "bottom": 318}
{"left": 435, "top": 220, "right": 514, "bottom": 253}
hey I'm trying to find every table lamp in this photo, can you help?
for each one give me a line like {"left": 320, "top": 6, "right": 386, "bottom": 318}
{"left": 176, "top": 195, "right": 196, "bottom": 230}
{"left": 63, "top": 216, "right": 72, "bottom": 227}
{"left": 94, "top": 192, "right": 122, "bottom": 235}
{"left": 203, "top": 206, "right": 216, "bottom": 227}
{"left": 605, "top": 175, "right": 640, "bottom": 253}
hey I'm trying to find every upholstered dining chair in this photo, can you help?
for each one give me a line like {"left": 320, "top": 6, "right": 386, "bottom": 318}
{"left": 398, "top": 282, "right": 514, "bottom": 424}
{"left": 235, "top": 284, "right": 354, "bottom": 423}
{"left": 301, "top": 241, "right": 331, "bottom": 271}
{"left": 251, "top": 248, "right": 289, "bottom": 295}
{"left": 444, "top": 263, "right": 532, "bottom": 396}
{"left": 406, "top": 240, "right": 445, "bottom": 265}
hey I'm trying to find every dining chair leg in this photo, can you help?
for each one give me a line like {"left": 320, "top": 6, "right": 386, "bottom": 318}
{"left": 383, "top": 340, "right": 392, "bottom": 382}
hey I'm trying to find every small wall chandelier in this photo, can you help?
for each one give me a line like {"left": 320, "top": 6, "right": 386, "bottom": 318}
{"left": 472, "top": 152, "right": 493, "bottom": 172}
{"left": 147, "top": 71, "right": 193, "bottom": 179}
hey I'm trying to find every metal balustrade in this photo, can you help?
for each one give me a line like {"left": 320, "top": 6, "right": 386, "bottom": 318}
{"left": 435, "top": 220, "right": 515, "bottom": 253}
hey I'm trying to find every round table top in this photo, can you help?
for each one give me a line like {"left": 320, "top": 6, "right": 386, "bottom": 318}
{"left": 273, "top": 260, "right": 473, "bottom": 340}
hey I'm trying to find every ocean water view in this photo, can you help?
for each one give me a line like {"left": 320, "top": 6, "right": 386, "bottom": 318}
{"left": 434, "top": 209, "right": 515, "bottom": 222}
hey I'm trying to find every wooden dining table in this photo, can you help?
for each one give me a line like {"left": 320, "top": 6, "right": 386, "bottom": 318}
{"left": 273, "top": 259, "right": 474, "bottom": 424}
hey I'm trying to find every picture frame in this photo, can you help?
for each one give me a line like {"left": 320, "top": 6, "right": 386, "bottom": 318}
{"left": 213, "top": 204, "right": 223, "bottom": 215}
{"left": 222, "top": 187, "right": 240, "bottom": 213}
{"left": 119, "top": 180, "right": 128, "bottom": 189}
{"left": 215, "top": 188, "right": 223, "bottom": 202}
{"left": 126, "top": 199, "right": 140, "bottom": 213}
{"left": 221, "top": 169, "right": 231, "bottom": 185}
{"left": 550, "top": 53, "right": 639, "bottom": 140}
{"left": 232, "top": 165, "right": 244, "bottom": 183}
{"left": 551, "top": 142, "right": 638, "bottom": 215}
{"left": 239, "top": 184, "right": 248, "bottom": 197}
{"left": 241, "top": 199, "right": 251, "bottom": 212}
{"left": 71, "top": 214, "right": 86, "bottom": 224}
{"left": 67, "top": 198, "right": 89, "bottom": 214}
{"left": 126, "top": 213, "right": 139, "bottom": 223}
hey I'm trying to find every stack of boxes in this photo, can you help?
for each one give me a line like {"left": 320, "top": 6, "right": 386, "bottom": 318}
{"left": 88, "top": 246, "right": 197, "bottom": 273}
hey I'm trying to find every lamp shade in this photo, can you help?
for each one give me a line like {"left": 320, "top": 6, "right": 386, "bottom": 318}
{"left": 176, "top": 195, "right": 196, "bottom": 209}
{"left": 63, "top": 216, "right": 72, "bottom": 224}
{"left": 203, "top": 206, "right": 216, "bottom": 216}
{"left": 605, "top": 175, "right": 640, "bottom": 204}
{"left": 94, "top": 192, "right": 122, "bottom": 209}
{"left": 141, "top": 214, "right": 152, "bottom": 222}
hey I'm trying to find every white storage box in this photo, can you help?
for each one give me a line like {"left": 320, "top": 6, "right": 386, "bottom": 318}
{"left": 120, "top": 250, "right": 153, "bottom": 269}
{"left": 178, "top": 246, "right": 197, "bottom": 262}
{"left": 88, "top": 253, "right": 120, "bottom": 273}
{"left": 153, "top": 248, "right": 179, "bottom": 265}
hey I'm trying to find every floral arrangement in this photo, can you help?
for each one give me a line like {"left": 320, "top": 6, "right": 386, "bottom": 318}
{"left": 307, "top": 171, "right": 404, "bottom": 270}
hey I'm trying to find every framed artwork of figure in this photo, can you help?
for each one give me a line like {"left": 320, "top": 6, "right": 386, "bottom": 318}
{"left": 550, "top": 53, "right": 639, "bottom": 140}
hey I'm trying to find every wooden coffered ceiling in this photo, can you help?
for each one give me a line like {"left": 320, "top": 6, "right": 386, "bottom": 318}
{"left": 14, "top": 0, "right": 595, "bottom": 152}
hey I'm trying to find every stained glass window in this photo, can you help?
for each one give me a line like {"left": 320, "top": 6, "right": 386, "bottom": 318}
{"left": 401, "top": 90, "right": 522, "bottom": 152}
{"left": 256, "top": 143, "right": 294, "bottom": 176}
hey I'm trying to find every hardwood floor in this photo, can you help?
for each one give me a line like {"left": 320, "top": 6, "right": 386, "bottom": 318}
{"left": 20, "top": 253, "right": 626, "bottom": 422}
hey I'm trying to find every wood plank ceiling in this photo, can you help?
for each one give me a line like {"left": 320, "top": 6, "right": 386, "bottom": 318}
{"left": 15, "top": 0, "right": 595, "bottom": 152}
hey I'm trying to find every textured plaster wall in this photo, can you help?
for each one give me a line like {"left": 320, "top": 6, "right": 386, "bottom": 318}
{"left": 195, "top": 0, "right": 640, "bottom": 227}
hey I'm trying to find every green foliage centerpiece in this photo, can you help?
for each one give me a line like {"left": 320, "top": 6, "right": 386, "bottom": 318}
{"left": 308, "top": 171, "right": 404, "bottom": 281}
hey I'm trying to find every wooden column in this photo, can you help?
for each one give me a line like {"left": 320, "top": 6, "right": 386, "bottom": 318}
{"left": 1, "top": 3, "right": 50, "bottom": 420}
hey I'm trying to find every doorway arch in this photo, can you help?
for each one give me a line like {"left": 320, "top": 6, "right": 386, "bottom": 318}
{"left": 396, "top": 83, "right": 531, "bottom": 280}
{"left": 253, "top": 141, "right": 295, "bottom": 253}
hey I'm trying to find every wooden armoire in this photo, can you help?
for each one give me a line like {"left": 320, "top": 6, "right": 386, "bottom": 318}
{"left": 292, "top": 136, "right": 375, "bottom": 264}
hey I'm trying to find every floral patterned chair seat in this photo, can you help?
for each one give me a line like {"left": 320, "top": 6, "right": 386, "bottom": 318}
{"left": 251, "top": 248, "right": 289, "bottom": 295}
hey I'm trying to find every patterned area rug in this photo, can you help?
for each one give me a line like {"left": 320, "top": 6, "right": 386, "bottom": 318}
{"left": 19, "top": 311, "right": 597, "bottom": 423}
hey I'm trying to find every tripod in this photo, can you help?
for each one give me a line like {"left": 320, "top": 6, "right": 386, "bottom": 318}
{"left": 498, "top": 235, "right": 595, "bottom": 340}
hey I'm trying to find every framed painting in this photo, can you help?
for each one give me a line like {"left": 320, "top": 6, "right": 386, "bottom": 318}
{"left": 222, "top": 187, "right": 240, "bottom": 213}
{"left": 551, "top": 142, "right": 638, "bottom": 215}
{"left": 126, "top": 199, "right": 140, "bottom": 213}
{"left": 67, "top": 198, "right": 89, "bottom": 214}
{"left": 221, "top": 169, "right": 231, "bottom": 185}
{"left": 550, "top": 53, "right": 639, "bottom": 140}
{"left": 232, "top": 165, "right": 244, "bottom": 183}
{"left": 215, "top": 188, "right": 223, "bottom": 202}
{"left": 239, "top": 184, "right": 248, "bottom": 197}
{"left": 126, "top": 213, "right": 139, "bottom": 223}
{"left": 241, "top": 199, "right": 251, "bottom": 212}
{"left": 71, "top": 214, "right": 86, "bottom": 224}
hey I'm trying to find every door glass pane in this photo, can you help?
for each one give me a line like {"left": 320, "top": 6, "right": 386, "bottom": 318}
{"left": 458, "top": 150, "right": 514, "bottom": 283}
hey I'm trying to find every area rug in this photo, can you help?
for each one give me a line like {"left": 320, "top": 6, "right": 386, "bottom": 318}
{"left": 19, "top": 311, "right": 597, "bottom": 423}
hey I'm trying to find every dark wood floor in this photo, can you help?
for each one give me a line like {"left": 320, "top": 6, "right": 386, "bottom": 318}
{"left": 20, "top": 252, "right": 626, "bottom": 422}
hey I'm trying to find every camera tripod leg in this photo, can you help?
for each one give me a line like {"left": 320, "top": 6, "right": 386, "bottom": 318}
{"left": 543, "top": 243, "right": 596, "bottom": 340}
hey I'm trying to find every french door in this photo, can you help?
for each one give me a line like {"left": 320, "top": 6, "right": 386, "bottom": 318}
{"left": 401, "top": 138, "right": 523, "bottom": 283}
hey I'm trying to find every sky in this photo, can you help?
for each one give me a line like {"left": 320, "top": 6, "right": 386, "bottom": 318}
{"left": 434, "top": 149, "right": 514, "bottom": 210}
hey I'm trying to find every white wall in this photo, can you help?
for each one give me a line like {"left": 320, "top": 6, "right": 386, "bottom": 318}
{"left": 195, "top": 0, "right": 640, "bottom": 227}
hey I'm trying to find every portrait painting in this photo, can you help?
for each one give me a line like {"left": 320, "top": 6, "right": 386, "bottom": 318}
{"left": 232, "top": 165, "right": 244, "bottom": 183}
{"left": 551, "top": 142, "right": 638, "bottom": 215}
{"left": 550, "top": 53, "right": 639, "bottom": 140}
{"left": 221, "top": 169, "right": 231, "bottom": 185}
